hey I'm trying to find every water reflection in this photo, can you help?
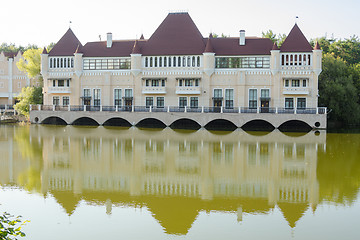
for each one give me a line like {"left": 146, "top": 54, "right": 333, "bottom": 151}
{"left": 1, "top": 125, "right": 359, "bottom": 236}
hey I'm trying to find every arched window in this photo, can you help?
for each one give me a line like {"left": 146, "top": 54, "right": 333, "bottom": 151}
{"left": 307, "top": 54, "right": 311, "bottom": 65}
{"left": 294, "top": 55, "right": 298, "bottom": 65}
{"left": 282, "top": 55, "right": 285, "bottom": 65}
{"left": 145, "top": 57, "right": 148, "bottom": 67}
{"left": 154, "top": 57, "right": 158, "bottom": 67}
{"left": 290, "top": 55, "right": 293, "bottom": 65}
{"left": 192, "top": 56, "right": 195, "bottom": 67}
{"left": 71, "top": 58, "right": 74, "bottom": 68}
{"left": 286, "top": 55, "right": 289, "bottom": 65}
{"left": 197, "top": 56, "right": 200, "bottom": 67}
{"left": 183, "top": 56, "right": 186, "bottom": 67}
{"left": 57, "top": 58, "right": 60, "bottom": 68}
{"left": 50, "top": 58, "right": 53, "bottom": 68}
{"left": 164, "top": 57, "right": 167, "bottom": 67}
{"left": 150, "top": 57, "right": 153, "bottom": 67}
{"left": 178, "top": 57, "right": 181, "bottom": 67}
{"left": 159, "top": 57, "right": 162, "bottom": 67}
{"left": 187, "top": 57, "right": 191, "bottom": 67}
{"left": 173, "top": 57, "right": 176, "bottom": 67}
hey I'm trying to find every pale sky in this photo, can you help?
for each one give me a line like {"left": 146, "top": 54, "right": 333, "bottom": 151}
{"left": 1, "top": 0, "right": 358, "bottom": 47}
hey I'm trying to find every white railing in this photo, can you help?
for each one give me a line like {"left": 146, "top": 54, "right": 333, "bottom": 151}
{"left": 175, "top": 86, "right": 201, "bottom": 94}
{"left": 142, "top": 86, "right": 166, "bottom": 94}
{"left": 48, "top": 87, "right": 71, "bottom": 93}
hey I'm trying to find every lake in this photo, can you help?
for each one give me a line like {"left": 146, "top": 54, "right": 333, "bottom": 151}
{"left": 0, "top": 125, "right": 359, "bottom": 240}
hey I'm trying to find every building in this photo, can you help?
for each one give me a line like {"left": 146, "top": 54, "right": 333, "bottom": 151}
{"left": 41, "top": 12, "right": 322, "bottom": 112}
{"left": 0, "top": 51, "right": 30, "bottom": 105}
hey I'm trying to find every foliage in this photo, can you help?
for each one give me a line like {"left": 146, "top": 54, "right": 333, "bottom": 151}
{"left": 0, "top": 212, "right": 27, "bottom": 240}
{"left": 262, "top": 30, "right": 286, "bottom": 46}
{"left": 14, "top": 87, "right": 43, "bottom": 117}
{"left": 0, "top": 43, "right": 38, "bottom": 53}
{"left": 16, "top": 48, "right": 42, "bottom": 79}
{"left": 211, "top": 33, "right": 229, "bottom": 38}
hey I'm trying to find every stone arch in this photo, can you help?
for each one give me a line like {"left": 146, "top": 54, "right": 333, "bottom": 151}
{"left": 71, "top": 117, "right": 100, "bottom": 126}
{"left": 136, "top": 118, "right": 167, "bottom": 129}
{"left": 278, "top": 120, "right": 311, "bottom": 132}
{"left": 41, "top": 116, "right": 68, "bottom": 125}
{"left": 103, "top": 117, "right": 132, "bottom": 127}
{"left": 205, "top": 119, "right": 237, "bottom": 131}
{"left": 170, "top": 118, "right": 201, "bottom": 130}
{"left": 241, "top": 119, "right": 275, "bottom": 131}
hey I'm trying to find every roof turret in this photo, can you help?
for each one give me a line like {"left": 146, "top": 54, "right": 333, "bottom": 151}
{"left": 280, "top": 24, "right": 313, "bottom": 52}
{"left": 49, "top": 28, "right": 83, "bottom": 56}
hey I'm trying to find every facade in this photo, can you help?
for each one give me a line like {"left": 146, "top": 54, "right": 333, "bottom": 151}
{"left": 41, "top": 12, "right": 322, "bottom": 112}
{"left": 0, "top": 51, "right": 30, "bottom": 105}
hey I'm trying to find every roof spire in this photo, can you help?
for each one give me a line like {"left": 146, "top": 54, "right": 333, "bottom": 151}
{"left": 42, "top": 47, "right": 48, "bottom": 54}
{"left": 314, "top": 41, "right": 321, "bottom": 50}
{"left": 272, "top": 42, "right": 280, "bottom": 50}
{"left": 204, "top": 37, "right": 214, "bottom": 53}
{"left": 140, "top": 34, "right": 144, "bottom": 40}
{"left": 131, "top": 40, "right": 142, "bottom": 54}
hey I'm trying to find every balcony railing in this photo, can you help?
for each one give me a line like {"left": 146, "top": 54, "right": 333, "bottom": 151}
{"left": 142, "top": 86, "right": 166, "bottom": 94}
{"left": 282, "top": 87, "right": 310, "bottom": 95}
{"left": 31, "top": 105, "right": 327, "bottom": 115}
{"left": 175, "top": 86, "right": 201, "bottom": 94}
{"left": 48, "top": 87, "right": 71, "bottom": 94}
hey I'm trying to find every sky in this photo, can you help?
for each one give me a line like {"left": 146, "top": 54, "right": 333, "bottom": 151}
{"left": 1, "top": 0, "right": 359, "bottom": 47}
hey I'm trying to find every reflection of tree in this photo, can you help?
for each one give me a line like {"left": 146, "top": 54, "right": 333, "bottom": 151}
{"left": 317, "top": 133, "right": 360, "bottom": 204}
{"left": 13, "top": 126, "right": 43, "bottom": 192}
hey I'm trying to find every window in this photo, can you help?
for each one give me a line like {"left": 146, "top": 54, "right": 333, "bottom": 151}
{"left": 285, "top": 98, "right": 294, "bottom": 109}
{"left": 93, "top": 89, "right": 101, "bottom": 106}
{"left": 285, "top": 79, "right": 289, "bottom": 87}
{"left": 164, "top": 57, "right": 167, "bottom": 67}
{"left": 146, "top": 97, "right": 153, "bottom": 108}
{"left": 249, "top": 89, "right": 257, "bottom": 109}
{"left": 192, "top": 56, "right": 195, "bottom": 67}
{"left": 179, "top": 97, "right": 187, "bottom": 107}
{"left": 291, "top": 79, "right": 300, "bottom": 87}
{"left": 261, "top": 89, "right": 270, "bottom": 98}
{"left": 63, "top": 96, "right": 69, "bottom": 106}
{"left": 178, "top": 57, "right": 181, "bottom": 67}
{"left": 154, "top": 57, "right": 158, "bottom": 67}
{"left": 157, "top": 97, "right": 164, "bottom": 108}
{"left": 84, "top": 89, "right": 91, "bottom": 97}
{"left": 159, "top": 57, "right": 162, "bottom": 67}
{"left": 149, "top": 57, "right": 153, "bottom": 67}
{"left": 125, "top": 89, "right": 133, "bottom": 98}
{"left": 145, "top": 57, "right": 148, "bottom": 67}
{"left": 66, "top": 80, "right": 70, "bottom": 87}
{"left": 187, "top": 57, "right": 191, "bottom": 67}
{"left": 197, "top": 56, "right": 200, "bottom": 67}
{"left": 114, "top": 89, "right": 122, "bottom": 106}
{"left": 53, "top": 96, "right": 60, "bottom": 106}
{"left": 225, "top": 89, "right": 234, "bottom": 109}
{"left": 215, "top": 57, "right": 270, "bottom": 68}
{"left": 297, "top": 98, "right": 306, "bottom": 109}
{"left": 214, "top": 89, "right": 222, "bottom": 98}
{"left": 303, "top": 79, "right": 307, "bottom": 87}
{"left": 83, "top": 58, "right": 131, "bottom": 70}
{"left": 58, "top": 79, "right": 64, "bottom": 87}
{"left": 53, "top": 80, "right": 56, "bottom": 87}
{"left": 190, "top": 97, "right": 198, "bottom": 108}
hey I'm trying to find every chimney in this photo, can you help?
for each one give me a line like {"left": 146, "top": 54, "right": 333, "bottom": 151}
{"left": 107, "top": 32, "right": 112, "bottom": 48}
{"left": 239, "top": 30, "right": 245, "bottom": 46}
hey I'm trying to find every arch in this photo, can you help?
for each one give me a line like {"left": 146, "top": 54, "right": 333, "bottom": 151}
{"left": 170, "top": 118, "right": 201, "bottom": 130}
{"left": 241, "top": 119, "right": 275, "bottom": 132}
{"left": 136, "top": 118, "right": 167, "bottom": 129}
{"left": 103, "top": 117, "right": 132, "bottom": 127}
{"left": 72, "top": 117, "right": 99, "bottom": 126}
{"left": 205, "top": 119, "right": 237, "bottom": 131}
{"left": 41, "top": 116, "right": 67, "bottom": 125}
{"left": 278, "top": 120, "right": 311, "bottom": 132}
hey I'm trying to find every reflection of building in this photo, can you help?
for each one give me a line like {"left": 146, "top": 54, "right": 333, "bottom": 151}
{"left": 41, "top": 12, "right": 322, "bottom": 113}
{"left": 0, "top": 126, "right": 326, "bottom": 235}
{"left": 0, "top": 52, "right": 30, "bottom": 105}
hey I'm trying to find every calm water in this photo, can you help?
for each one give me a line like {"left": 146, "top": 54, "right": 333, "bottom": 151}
{"left": 0, "top": 125, "right": 359, "bottom": 240}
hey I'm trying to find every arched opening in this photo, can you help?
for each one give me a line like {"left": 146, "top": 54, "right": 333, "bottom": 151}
{"left": 42, "top": 116, "right": 67, "bottom": 125}
{"left": 170, "top": 119, "right": 201, "bottom": 130}
{"left": 241, "top": 120, "right": 275, "bottom": 132}
{"left": 136, "top": 118, "right": 166, "bottom": 129}
{"left": 103, "top": 118, "right": 132, "bottom": 127}
{"left": 205, "top": 119, "right": 237, "bottom": 131}
{"left": 72, "top": 117, "right": 99, "bottom": 126}
{"left": 278, "top": 120, "right": 311, "bottom": 132}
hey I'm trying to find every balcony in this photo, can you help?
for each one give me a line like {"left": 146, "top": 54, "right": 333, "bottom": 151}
{"left": 176, "top": 86, "right": 201, "bottom": 95}
{"left": 283, "top": 87, "right": 310, "bottom": 95}
{"left": 142, "top": 86, "right": 166, "bottom": 94}
{"left": 48, "top": 87, "right": 71, "bottom": 94}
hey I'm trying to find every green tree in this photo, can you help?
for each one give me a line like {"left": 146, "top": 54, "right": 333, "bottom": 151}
{"left": 318, "top": 53, "right": 360, "bottom": 124}
{"left": 262, "top": 30, "right": 286, "bottom": 46}
{"left": 16, "top": 48, "right": 42, "bottom": 79}
{"left": 0, "top": 212, "right": 27, "bottom": 239}
{"left": 14, "top": 87, "right": 43, "bottom": 117}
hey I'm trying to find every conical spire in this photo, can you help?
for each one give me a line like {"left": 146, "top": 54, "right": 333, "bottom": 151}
{"left": 280, "top": 24, "right": 312, "bottom": 52}
{"left": 131, "top": 40, "right": 141, "bottom": 54}
{"left": 272, "top": 42, "right": 280, "bottom": 50}
{"left": 140, "top": 34, "right": 144, "bottom": 40}
{"left": 314, "top": 41, "right": 321, "bottom": 50}
{"left": 209, "top": 33, "right": 213, "bottom": 39}
{"left": 204, "top": 37, "right": 214, "bottom": 53}
{"left": 42, "top": 47, "right": 48, "bottom": 54}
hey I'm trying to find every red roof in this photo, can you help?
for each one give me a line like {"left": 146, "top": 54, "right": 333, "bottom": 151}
{"left": 42, "top": 47, "right": 48, "bottom": 54}
{"left": 48, "top": 13, "right": 312, "bottom": 57}
{"left": 141, "top": 12, "right": 206, "bottom": 55}
{"left": 280, "top": 24, "right": 313, "bottom": 52}
{"left": 3, "top": 52, "right": 20, "bottom": 58}
{"left": 49, "top": 28, "right": 83, "bottom": 56}
{"left": 314, "top": 41, "right": 321, "bottom": 50}
{"left": 272, "top": 43, "right": 280, "bottom": 50}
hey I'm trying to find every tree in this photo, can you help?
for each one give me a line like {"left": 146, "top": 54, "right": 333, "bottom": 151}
{"left": 262, "top": 30, "right": 287, "bottom": 46}
{"left": 16, "top": 48, "right": 42, "bottom": 79}
{"left": 0, "top": 212, "right": 27, "bottom": 239}
{"left": 14, "top": 87, "right": 43, "bottom": 117}
{"left": 211, "top": 33, "right": 229, "bottom": 38}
